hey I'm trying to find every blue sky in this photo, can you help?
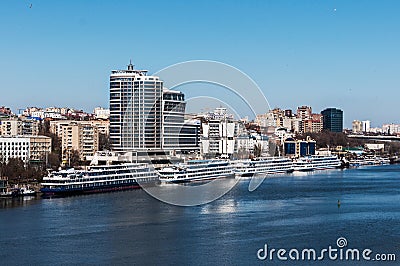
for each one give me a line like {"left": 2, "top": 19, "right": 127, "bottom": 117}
{"left": 1, "top": 1, "right": 399, "bottom": 128}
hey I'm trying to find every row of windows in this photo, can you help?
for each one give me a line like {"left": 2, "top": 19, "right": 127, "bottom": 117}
{"left": 164, "top": 106, "right": 185, "bottom": 113}
{"left": 1, "top": 152, "right": 28, "bottom": 156}
{"left": 0, "top": 146, "right": 29, "bottom": 150}
{"left": 164, "top": 117, "right": 184, "bottom": 123}
{"left": 163, "top": 94, "right": 185, "bottom": 101}
{"left": 0, "top": 142, "right": 29, "bottom": 145}
{"left": 111, "top": 81, "right": 161, "bottom": 87}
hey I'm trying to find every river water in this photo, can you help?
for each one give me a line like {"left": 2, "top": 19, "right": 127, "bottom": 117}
{"left": 1, "top": 165, "right": 399, "bottom": 265}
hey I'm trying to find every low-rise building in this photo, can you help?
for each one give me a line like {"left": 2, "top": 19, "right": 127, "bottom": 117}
{"left": 284, "top": 136, "right": 316, "bottom": 157}
{"left": 29, "top": 135, "right": 52, "bottom": 162}
{"left": 21, "top": 118, "right": 40, "bottom": 136}
{"left": 382, "top": 123, "right": 400, "bottom": 134}
{"left": 200, "top": 107, "right": 249, "bottom": 158}
{"left": 0, "top": 136, "right": 30, "bottom": 163}
{"left": 235, "top": 132, "right": 270, "bottom": 158}
{"left": 352, "top": 120, "right": 362, "bottom": 133}
{"left": 364, "top": 143, "right": 384, "bottom": 151}
{"left": 0, "top": 135, "right": 52, "bottom": 164}
{"left": 0, "top": 119, "right": 22, "bottom": 136}
{"left": 93, "top": 107, "right": 110, "bottom": 120}
{"left": 0, "top": 118, "right": 40, "bottom": 136}
{"left": 50, "top": 120, "right": 109, "bottom": 137}
{"left": 201, "top": 119, "right": 236, "bottom": 157}
{"left": 0, "top": 106, "right": 12, "bottom": 116}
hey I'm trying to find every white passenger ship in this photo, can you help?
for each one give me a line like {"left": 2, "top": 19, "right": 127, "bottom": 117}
{"left": 233, "top": 157, "right": 294, "bottom": 177}
{"left": 157, "top": 160, "right": 234, "bottom": 183}
{"left": 293, "top": 155, "right": 341, "bottom": 172}
{"left": 349, "top": 156, "right": 390, "bottom": 167}
{"left": 40, "top": 163, "right": 159, "bottom": 196}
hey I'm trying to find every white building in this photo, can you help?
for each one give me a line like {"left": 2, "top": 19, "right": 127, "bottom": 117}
{"left": 0, "top": 137, "right": 30, "bottom": 163}
{"left": 200, "top": 109, "right": 248, "bottom": 158}
{"left": 44, "top": 112, "right": 65, "bottom": 120}
{"left": 0, "top": 136, "right": 52, "bottom": 164}
{"left": 235, "top": 133, "right": 270, "bottom": 158}
{"left": 236, "top": 134, "right": 254, "bottom": 158}
{"left": 30, "top": 110, "right": 65, "bottom": 120}
{"left": 31, "top": 110, "right": 45, "bottom": 119}
{"left": 109, "top": 62, "right": 163, "bottom": 152}
{"left": 45, "top": 107, "right": 61, "bottom": 113}
{"left": 382, "top": 124, "right": 400, "bottom": 134}
{"left": 290, "top": 118, "right": 303, "bottom": 134}
{"left": 201, "top": 119, "right": 236, "bottom": 157}
{"left": 253, "top": 133, "right": 270, "bottom": 157}
{"left": 275, "top": 127, "right": 294, "bottom": 142}
{"left": 94, "top": 107, "right": 110, "bottom": 120}
{"left": 365, "top": 143, "right": 384, "bottom": 151}
{"left": 362, "top": 120, "right": 371, "bottom": 132}
{"left": 369, "top": 127, "right": 383, "bottom": 134}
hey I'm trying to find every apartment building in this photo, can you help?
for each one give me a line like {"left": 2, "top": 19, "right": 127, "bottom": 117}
{"left": 61, "top": 123, "right": 99, "bottom": 163}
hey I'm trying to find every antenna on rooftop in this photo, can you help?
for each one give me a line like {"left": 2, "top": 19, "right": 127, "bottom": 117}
{"left": 127, "top": 59, "right": 134, "bottom": 71}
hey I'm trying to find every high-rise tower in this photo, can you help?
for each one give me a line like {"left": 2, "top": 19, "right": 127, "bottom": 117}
{"left": 321, "top": 108, "right": 343, "bottom": 133}
{"left": 109, "top": 62, "right": 163, "bottom": 152}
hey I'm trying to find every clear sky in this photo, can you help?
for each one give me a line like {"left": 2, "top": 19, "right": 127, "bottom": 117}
{"left": 1, "top": 0, "right": 399, "bottom": 128}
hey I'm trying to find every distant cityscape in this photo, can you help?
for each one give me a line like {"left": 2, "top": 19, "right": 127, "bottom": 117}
{"left": 0, "top": 63, "right": 399, "bottom": 171}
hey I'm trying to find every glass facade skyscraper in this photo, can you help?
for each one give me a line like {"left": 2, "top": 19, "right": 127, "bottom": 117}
{"left": 321, "top": 108, "right": 343, "bottom": 133}
{"left": 162, "top": 89, "right": 185, "bottom": 149}
{"left": 109, "top": 63, "right": 163, "bottom": 152}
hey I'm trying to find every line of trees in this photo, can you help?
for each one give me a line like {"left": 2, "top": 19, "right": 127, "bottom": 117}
{"left": 297, "top": 130, "right": 364, "bottom": 149}
{"left": 0, "top": 158, "right": 45, "bottom": 184}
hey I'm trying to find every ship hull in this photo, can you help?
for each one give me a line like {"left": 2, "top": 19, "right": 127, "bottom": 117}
{"left": 235, "top": 169, "right": 293, "bottom": 177}
{"left": 161, "top": 173, "right": 235, "bottom": 184}
{"left": 40, "top": 181, "right": 157, "bottom": 197}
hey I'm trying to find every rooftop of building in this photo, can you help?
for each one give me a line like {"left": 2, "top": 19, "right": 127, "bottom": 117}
{"left": 111, "top": 61, "right": 151, "bottom": 76}
{"left": 0, "top": 135, "right": 51, "bottom": 139}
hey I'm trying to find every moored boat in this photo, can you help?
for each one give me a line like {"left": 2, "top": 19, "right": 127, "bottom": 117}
{"left": 19, "top": 186, "right": 37, "bottom": 196}
{"left": 349, "top": 156, "right": 391, "bottom": 167}
{"left": 40, "top": 163, "right": 159, "bottom": 196}
{"left": 293, "top": 155, "right": 341, "bottom": 172}
{"left": 293, "top": 159, "right": 315, "bottom": 172}
{"left": 157, "top": 160, "right": 234, "bottom": 183}
{"left": 0, "top": 189, "right": 19, "bottom": 198}
{"left": 233, "top": 157, "right": 294, "bottom": 177}
{"left": 307, "top": 155, "right": 341, "bottom": 170}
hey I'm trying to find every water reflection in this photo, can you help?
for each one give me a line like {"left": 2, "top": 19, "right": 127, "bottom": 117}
{"left": 0, "top": 196, "right": 40, "bottom": 209}
{"left": 200, "top": 198, "right": 238, "bottom": 214}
